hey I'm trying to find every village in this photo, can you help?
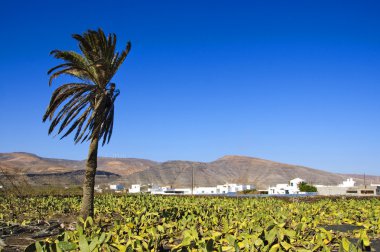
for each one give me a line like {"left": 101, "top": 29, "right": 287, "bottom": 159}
{"left": 103, "top": 177, "right": 380, "bottom": 196}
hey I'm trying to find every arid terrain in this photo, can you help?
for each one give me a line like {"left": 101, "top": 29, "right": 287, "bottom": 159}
{"left": 0, "top": 152, "right": 379, "bottom": 189}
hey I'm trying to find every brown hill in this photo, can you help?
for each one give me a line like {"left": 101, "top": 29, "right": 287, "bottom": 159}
{"left": 1, "top": 170, "right": 121, "bottom": 188}
{"left": 0, "top": 152, "right": 80, "bottom": 174}
{"left": 1, "top": 152, "right": 379, "bottom": 189}
{"left": 0, "top": 152, "right": 155, "bottom": 176}
{"left": 97, "top": 157, "right": 157, "bottom": 176}
{"left": 124, "top": 155, "right": 380, "bottom": 189}
{"left": 0, "top": 152, "right": 156, "bottom": 188}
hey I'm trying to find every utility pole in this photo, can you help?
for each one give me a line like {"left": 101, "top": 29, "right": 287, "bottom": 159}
{"left": 191, "top": 166, "right": 194, "bottom": 195}
{"left": 364, "top": 173, "right": 366, "bottom": 189}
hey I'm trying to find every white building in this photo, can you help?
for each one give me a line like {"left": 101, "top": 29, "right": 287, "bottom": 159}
{"left": 129, "top": 184, "right": 141, "bottom": 193}
{"left": 193, "top": 183, "right": 254, "bottom": 195}
{"left": 315, "top": 178, "right": 356, "bottom": 195}
{"left": 215, "top": 183, "right": 254, "bottom": 194}
{"left": 147, "top": 183, "right": 254, "bottom": 195}
{"left": 216, "top": 184, "right": 232, "bottom": 194}
{"left": 316, "top": 178, "right": 380, "bottom": 196}
{"left": 109, "top": 184, "right": 124, "bottom": 191}
{"left": 194, "top": 187, "right": 218, "bottom": 194}
{"left": 268, "top": 178, "right": 305, "bottom": 195}
{"left": 150, "top": 187, "right": 192, "bottom": 195}
{"left": 338, "top": 178, "right": 355, "bottom": 187}
{"left": 94, "top": 185, "right": 103, "bottom": 193}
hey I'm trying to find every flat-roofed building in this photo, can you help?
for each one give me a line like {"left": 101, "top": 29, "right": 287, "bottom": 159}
{"left": 316, "top": 178, "right": 380, "bottom": 196}
{"left": 268, "top": 178, "right": 305, "bottom": 195}
{"left": 129, "top": 184, "right": 141, "bottom": 193}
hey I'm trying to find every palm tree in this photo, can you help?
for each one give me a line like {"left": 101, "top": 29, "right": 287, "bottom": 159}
{"left": 43, "top": 29, "right": 131, "bottom": 219}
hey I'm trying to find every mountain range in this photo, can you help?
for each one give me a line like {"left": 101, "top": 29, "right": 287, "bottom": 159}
{"left": 0, "top": 152, "right": 379, "bottom": 189}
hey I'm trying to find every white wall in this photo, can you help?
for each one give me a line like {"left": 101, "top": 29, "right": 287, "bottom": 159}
{"left": 141, "top": 183, "right": 254, "bottom": 195}
{"left": 268, "top": 178, "right": 304, "bottom": 195}
{"left": 317, "top": 186, "right": 349, "bottom": 196}
{"left": 338, "top": 178, "right": 355, "bottom": 187}
{"left": 195, "top": 187, "right": 218, "bottom": 194}
{"left": 110, "top": 184, "right": 124, "bottom": 190}
{"left": 129, "top": 184, "right": 141, "bottom": 193}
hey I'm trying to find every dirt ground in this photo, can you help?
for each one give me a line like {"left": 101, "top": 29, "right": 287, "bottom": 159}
{"left": 0, "top": 214, "right": 77, "bottom": 252}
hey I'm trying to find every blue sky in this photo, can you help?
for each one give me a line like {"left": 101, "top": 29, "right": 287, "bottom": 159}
{"left": 0, "top": 1, "right": 379, "bottom": 175}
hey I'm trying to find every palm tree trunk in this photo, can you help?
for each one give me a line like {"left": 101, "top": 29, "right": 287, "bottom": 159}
{"left": 80, "top": 134, "right": 99, "bottom": 219}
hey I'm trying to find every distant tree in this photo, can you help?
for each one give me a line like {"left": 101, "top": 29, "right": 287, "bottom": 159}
{"left": 43, "top": 29, "right": 131, "bottom": 219}
{"left": 298, "top": 182, "right": 317, "bottom": 192}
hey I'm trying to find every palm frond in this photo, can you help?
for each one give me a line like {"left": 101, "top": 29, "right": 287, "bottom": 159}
{"left": 48, "top": 50, "right": 97, "bottom": 85}
{"left": 44, "top": 29, "right": 131, "bottom": 145}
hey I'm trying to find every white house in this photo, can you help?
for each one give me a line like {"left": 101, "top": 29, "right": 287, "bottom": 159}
{"left": 94, "top": 185, "right": 103, "bottom": 193}
{"left": 129, "top": 184, "right": 141, "bottom": 193}
{"left": 194, "top": 187, "right": 218, "bottom": 194}
{"left": 148, "top": 185, "right": 170, "bottom": 194}
{"left": 216, "top": 184, "right": 230, "bottom": 194}
{"left": 109, "top": 184, "right": 124, "bottom": 191}
{"left": 315, "top": 178, "right": 356, "bottom": 195}
{"left": 338, "top": 178, "right": 355, "bottom": 187}
{"left": 150, "top": 187, "right": 192, "bottom": 195}
{"left": 194, "top": 183, "right": 254, "bottom": 195}
{"left": 214, "top": 183, "right": 254, "bottom": 194}
{"left": 147, "top": 183, "right": 254, "bottom": 195}
{"left": 315, "top": 178, "right": 380, "bottom": 196}
{"left": 268, "top": 178, "right": 305, "bottom": 195}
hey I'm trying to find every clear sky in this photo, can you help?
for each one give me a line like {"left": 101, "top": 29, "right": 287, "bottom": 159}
{"left": 0, "top": 1, "right": 379, "bottom": 175}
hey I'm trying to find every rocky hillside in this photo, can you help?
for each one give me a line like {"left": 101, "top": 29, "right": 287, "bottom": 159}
{"left": 0, "top": 152, "right": 80, "bottom": 174}
{"left": 0, "top": 152, "right": 155, "bottom": 176}
{"left": 124, "top": 155, "right": 380, "bottom": 189}
{"left": 1, "top": 152, "right": 379, "bottom": 189}
{"left": 1, "top": 170, "right": 121, "bottom": 187}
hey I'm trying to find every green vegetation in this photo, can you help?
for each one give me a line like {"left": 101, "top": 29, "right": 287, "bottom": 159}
{"left": 298, "top": 182, "right": 318, "bottom": 193}
{"left": 43, "top": 29, "right": 131, "bottom": 219}
{"left": 237, "top": 189, "right": 259, "bottom": 195}
{"left": 1, "top": 195, "right": 379, "bottom": 251}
